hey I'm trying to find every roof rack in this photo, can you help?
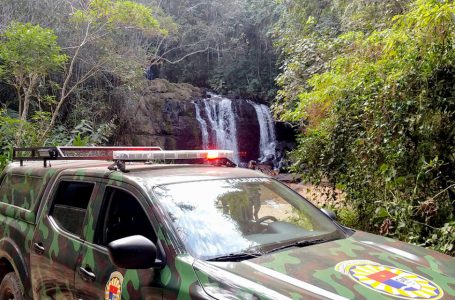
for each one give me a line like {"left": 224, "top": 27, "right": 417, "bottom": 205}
{"left": 13, "top": 146, "right": 163, "bottom": 167}
{"left": 12, "top": 147, "right": 237, "bottom": 171}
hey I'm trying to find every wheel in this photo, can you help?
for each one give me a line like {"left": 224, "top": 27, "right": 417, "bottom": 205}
{"left": 256, "top": 215, "right": 278, "bottom": 223}
{"left": 0, "top": 272, "right": 24, "bottom": 300}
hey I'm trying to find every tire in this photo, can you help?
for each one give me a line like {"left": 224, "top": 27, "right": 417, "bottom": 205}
{"left": 0, "top": 272, "right": 24, "bottom": 300}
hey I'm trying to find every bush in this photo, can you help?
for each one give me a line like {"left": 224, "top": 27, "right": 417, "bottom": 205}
{"left": 0, "top": 109, "right": 116, "bottom": 172}
{"left": 278, "top": 0, "right": 455, "bottom": 255}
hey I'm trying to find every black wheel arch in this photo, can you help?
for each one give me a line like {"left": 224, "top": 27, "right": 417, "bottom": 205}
{"left": 0, "top": 238, "right": 29, "bottom": 298}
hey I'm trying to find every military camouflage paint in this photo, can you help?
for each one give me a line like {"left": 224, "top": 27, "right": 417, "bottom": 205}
{"left": 1, "top": 160, "right": 454, "bottom": 300}
{"left": 0, "top": 164, "right": 58, "bottom": 299}
{"left": 192, "top": 231, "right": 455, "bottom": 300}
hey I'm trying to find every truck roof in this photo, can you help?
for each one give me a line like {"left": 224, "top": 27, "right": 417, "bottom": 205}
{"left": 5, "top": 161, "right": 267, "bottom": 186}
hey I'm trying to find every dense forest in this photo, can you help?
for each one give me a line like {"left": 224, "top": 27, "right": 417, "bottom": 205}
{"left": 275, "top": 0, "right": 455, "bottom": 255}
{"left": 0, "top": 0, "right": 280, "bottom": 155}
{"left": 0, "top": 0, "right": 454, "bottom": 254}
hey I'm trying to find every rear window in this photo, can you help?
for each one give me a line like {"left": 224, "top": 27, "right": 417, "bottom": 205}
{"left": 0, "top": 174, "right": 45, "bottom": 210}
{"left": 50, "top": 181, "right": 94, "bottom": 237}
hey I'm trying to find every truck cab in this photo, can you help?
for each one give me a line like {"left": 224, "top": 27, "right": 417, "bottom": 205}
{"left": 0, "top": 147, "right": 235, "bottom": 299}
{"left": 1, "top": 147, "right": 454, "bottom": 300}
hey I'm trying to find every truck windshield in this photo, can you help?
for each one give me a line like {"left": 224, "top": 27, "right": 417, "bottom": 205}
{"left": 153, "top": 178, "right": 345, "bottom": 260}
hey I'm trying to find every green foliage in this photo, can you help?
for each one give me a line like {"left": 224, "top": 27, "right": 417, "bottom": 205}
{"left": 0, "top": 109, "right": 48, "bottom": 169}
{"left": 0, "top": 22, "right": 67, "bottom": 125}
{"left": 276, "top": 0, "right": 455, "bottom": 255}
{"left": 0, "top": 0, "right": 164, "bottom": 138}
{"left": 273, "top": 0, "right": 409, "bottom": 115}
{"left": 0, "top": 147, "right": 12, "bottom": 171}
{"left": 63, "top": 0, "right": 167, "bottom": 106}
{"left": 0, "top": 110, "right": 49, "bottom": 147}
{"left": 72, "top": 0, "right": 163, "bottom": 35}
{"left": 47, "top": 119, "right": 116, "bottom": 146}
{"left": 159, "top": 0, "right": 280, "bottom": 101}
{"left": 0, "top": 108, "right": 115, "bottom": 171}
{"left": 336, "top": 206, "right": 360, "bottom": 229}
{"left": 426, "top": 222, "right": 455, "bottom": 255}
{"left": 0, "top": 22, "right": 68, "bottom": 77}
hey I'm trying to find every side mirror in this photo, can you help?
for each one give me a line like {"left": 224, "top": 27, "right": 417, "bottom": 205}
{"left": 321, "top": 208, "right": 337, "bottom": 221}
{"left": 108, "top": 235, "right": 162, "bottom": 269}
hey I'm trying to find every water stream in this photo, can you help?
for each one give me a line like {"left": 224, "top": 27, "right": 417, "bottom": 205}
{"left": 194, "top": 103, "right": 209, "bottom": 149}
{"left": 194, "top": 93, "right": 240, "bottom": 163}
{"left": 248, "top": 101, "right": 277, "bottom": 162}
{"left": 194, "top": 93, "right": 277, "bottom": 166}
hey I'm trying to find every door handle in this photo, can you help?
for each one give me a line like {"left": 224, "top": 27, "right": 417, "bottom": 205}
{"left": 79, "top": 266, "right": 96, "bottom": 282}
{"left": 33, "top": 242, "right": 45, "bottom": 255}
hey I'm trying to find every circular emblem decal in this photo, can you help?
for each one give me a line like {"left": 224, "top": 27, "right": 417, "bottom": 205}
{"left": 335, "top": 260, "right": 443, "bottom": 299}
{"left": 105, "top": 271, "right": 124, "bottom": 300}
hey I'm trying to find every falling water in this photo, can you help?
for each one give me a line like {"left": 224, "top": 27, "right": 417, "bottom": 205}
{"left": 193, "top": 102, "right": 209, "bottom": 149}
{"left": 194, "top": 94, "right": 240, "bottom": 164}
{"left": 194, "top": 93, "right": 278, "bottom": 166}
{"left": 249, "top": 101, "right": 277, "bottom": 162}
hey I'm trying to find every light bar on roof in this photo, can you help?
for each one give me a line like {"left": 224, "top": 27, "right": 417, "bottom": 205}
{"left": 113, "top": 150, "right": 234, "bottom": 161}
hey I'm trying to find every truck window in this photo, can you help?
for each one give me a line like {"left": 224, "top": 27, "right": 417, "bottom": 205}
{"left": 50, "top": 181, "right": 94, "bottom": 237}
{"left": 0, "top": 174, "right": 44, "bottom": 210}
{"left": 95, "top": 187, "right": 157, "bottom": 246}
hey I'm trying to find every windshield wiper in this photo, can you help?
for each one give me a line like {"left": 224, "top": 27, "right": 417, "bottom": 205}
{"left": 207, "top": 251, "right": 262, "bottom": 262}
{"left": 265, "top": 238, "right": 327, "bottom": 254}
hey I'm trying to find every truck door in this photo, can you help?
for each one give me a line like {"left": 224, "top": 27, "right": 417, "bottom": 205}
{"left": 30, "top": 179, "right": 98, "bottom": 299}
{"left": 74, "top": 184, "right": 163, "bottom": 300}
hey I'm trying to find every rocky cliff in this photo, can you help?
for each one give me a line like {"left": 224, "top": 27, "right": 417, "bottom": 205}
{"left": 116, "top": 79, "right": 262, "bottom": 160}
{"left": 115, "top": 79, "right": 294, "bottom": 165}
{"left": 116, "top": 79, "right": 204, "bottom": 149}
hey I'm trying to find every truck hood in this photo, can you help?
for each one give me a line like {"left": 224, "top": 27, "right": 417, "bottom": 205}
{"left": 193, "top": 231, "right": 455, "bottom": 300}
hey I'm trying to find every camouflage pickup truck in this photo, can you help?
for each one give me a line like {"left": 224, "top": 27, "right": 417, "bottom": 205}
{"left": 0, "top": 147, "right": 454, "bottom": 300}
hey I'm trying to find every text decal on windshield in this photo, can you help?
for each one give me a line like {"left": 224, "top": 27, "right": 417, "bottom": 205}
{"left": 226, "top": 178, "right": 271, "bottom": 184}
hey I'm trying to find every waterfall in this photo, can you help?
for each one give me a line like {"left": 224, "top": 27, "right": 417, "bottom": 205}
{"left": 194, "top": 93, "right": 277, "bottom": 166}
{"left": 193, "top": 102, "right": 209, "bottom": 149}
{"left": 194, "top": 94, "right": 240, "bottom": 164}
{"left": 249, "top": 101, "right": 277, "bottom": 162}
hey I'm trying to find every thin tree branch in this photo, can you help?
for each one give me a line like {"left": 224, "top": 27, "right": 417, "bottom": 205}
{"left": 43, "top": 21, "right": 92, "bottom": 137}
{"left": 159, "top": 46, "right": 211, "bottom": 64}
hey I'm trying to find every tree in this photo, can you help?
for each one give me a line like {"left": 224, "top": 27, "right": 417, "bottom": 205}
{"left": 152, "top": 0, "right": 280, "bottom": 100}
{"left": 43, "top": 0, "right": 166, "bottom": 135}
{"left": 273, "top": 0, "right": 410, "bottom": 115}
{"left": 0, "top": 22, "right": 67, "bottom": 122}
{"left": 275, "top": 0, "right": 455, "bottom": 254}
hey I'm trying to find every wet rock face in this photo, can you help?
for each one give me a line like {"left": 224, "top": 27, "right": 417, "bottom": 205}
{"left": 116, "top": 79, "right": 262, "bottom": 157}
{"left": 116, "top": 79, "right": 292, "bottom": 165}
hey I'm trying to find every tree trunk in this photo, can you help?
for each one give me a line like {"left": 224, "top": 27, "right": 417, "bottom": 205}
{"left": 20, "top": 75, "right": 38, "bottom": 122}
{"left": 16, "top": 86, "right": 23, "bottom": 118}
{"left": 44, "top": 24, "right": 89, "bottom": 138}
{"left": 21, "top": 90, "right": 31, "bottom": 122}
{"left": 16, "top": 75, "right": 38, "bottom": 146}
